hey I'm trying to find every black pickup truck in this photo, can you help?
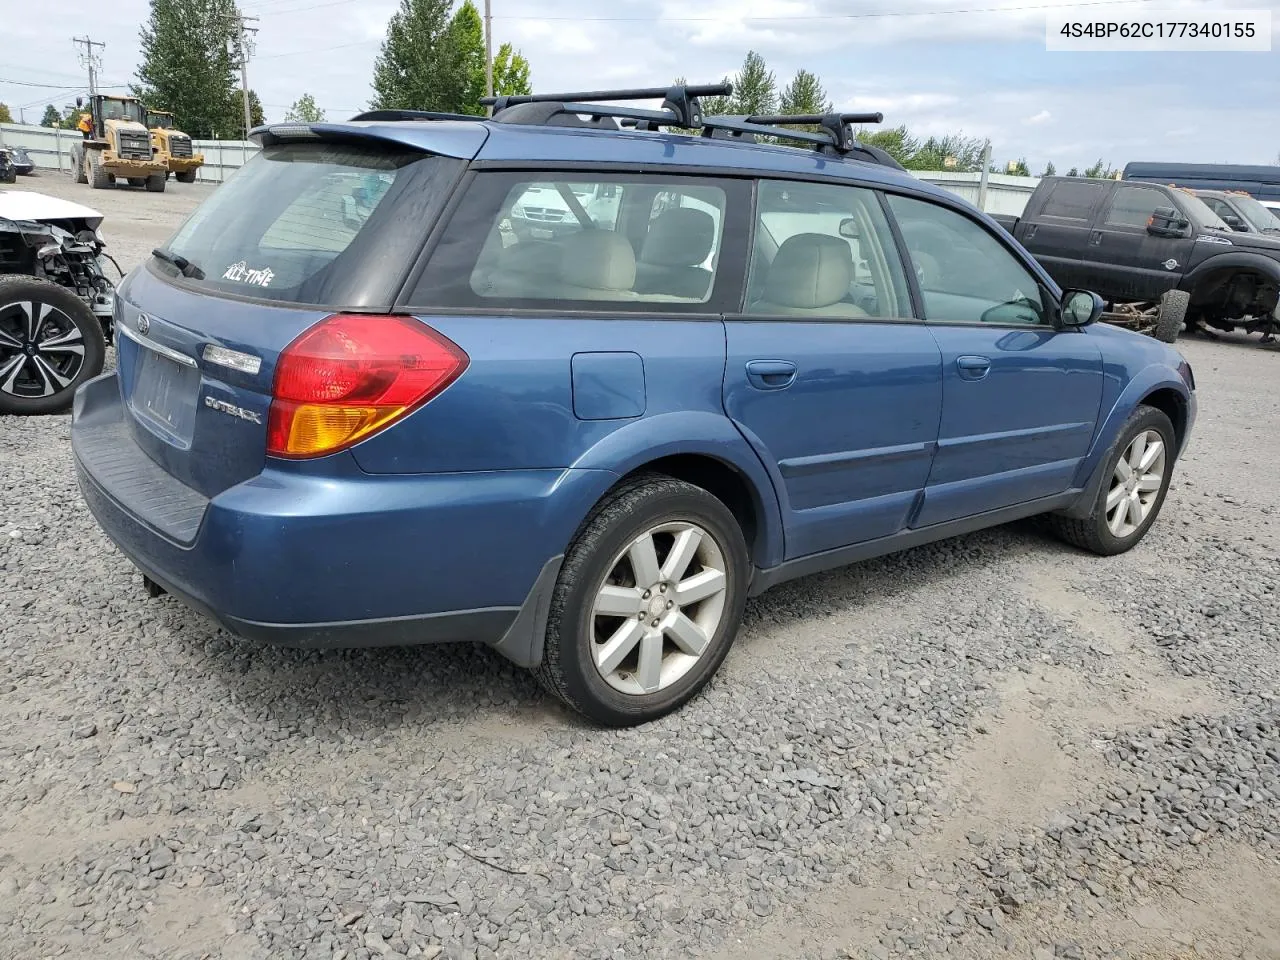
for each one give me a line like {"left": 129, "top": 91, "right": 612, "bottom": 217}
{"left": 993, "top": 176, "right": 1280, "bottom": 342}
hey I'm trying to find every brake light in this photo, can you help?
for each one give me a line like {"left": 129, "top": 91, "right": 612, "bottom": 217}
{"left": 267, "top": 314, "right": 468, "bottom": 458}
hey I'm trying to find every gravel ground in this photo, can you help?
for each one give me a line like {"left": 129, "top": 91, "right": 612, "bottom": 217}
{"left": 2, "top": 173, "right": 1278, "bottom": 960}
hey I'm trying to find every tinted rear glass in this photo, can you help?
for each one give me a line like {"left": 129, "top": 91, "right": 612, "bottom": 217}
{"left": 1041, "top": 180, "right": 1105, "bottom": 220}
{"left": 155, "top": 142, "right": 460, "bottom": 307}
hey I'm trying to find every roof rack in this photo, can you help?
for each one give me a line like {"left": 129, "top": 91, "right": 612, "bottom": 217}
{"left": 370, "top": 84, "right": 901, "bottom": 169}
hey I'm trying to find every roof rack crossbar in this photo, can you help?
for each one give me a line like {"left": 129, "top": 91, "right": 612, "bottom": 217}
{"left": 701, "top": 116, "right": 835, "bottom": 150}
{"left": 484, "top": 83, "right": 730, "bottom": 128}
{"left": 743, "top": 111, "right": 885, "bottom": 154}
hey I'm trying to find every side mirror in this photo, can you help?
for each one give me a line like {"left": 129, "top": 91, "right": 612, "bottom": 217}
{"left": 1222, "top": 214, "right": 1247, "bottom": 231}
{"left": 1060, "top": 289, "right": 1104, "bottom": 328}
{"left": 838, "top": 218, "right": 861, "bottom": 239}
{"left": 75, "top": 96, "right": 83, "bottom": 108}
{"left": 1147, "top": 206, "right": 1189, "bottom": 237}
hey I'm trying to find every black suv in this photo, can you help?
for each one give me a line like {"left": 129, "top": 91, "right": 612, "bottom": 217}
{"left": 995, "top": 177, "right": 1280, "bottom": 342}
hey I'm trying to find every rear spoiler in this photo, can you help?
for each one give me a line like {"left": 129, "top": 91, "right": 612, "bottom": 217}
{"left": 249, "top": 121, "right": 489, "bottom": 161}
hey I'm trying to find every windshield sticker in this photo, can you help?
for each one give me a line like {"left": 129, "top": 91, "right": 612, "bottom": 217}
{"left": 222, "top": 260, "right": 275, "bottom": 287}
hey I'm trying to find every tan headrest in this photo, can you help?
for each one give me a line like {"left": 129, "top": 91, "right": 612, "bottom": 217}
{"left": 560, "top": 230, "right": 636, "bottom": 291}
{"left": 764, "top": 233, "right": 854, "bottom": 309}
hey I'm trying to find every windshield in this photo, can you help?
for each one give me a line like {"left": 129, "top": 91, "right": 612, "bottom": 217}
{"left": 101, "top": 99, "right": 145, "bottom": 124}
{"left": 150, "top": 113, "right": 174, "bottom": 129}
{"left": 1231, "top": 195, "right": 1280, "bottom": 232}
{"left": 1178, "top": 193, "right": 1231, "bottom": 231}
{"left": 157, "top": 141, "right": 460, "bottom": 306}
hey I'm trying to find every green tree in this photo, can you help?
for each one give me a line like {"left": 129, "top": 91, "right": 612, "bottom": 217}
{"left": 1065, "top": 166, "right": 1079, "bottom": 177}
{"left": 40, "top": 104, "right": 62, "bottom": 127}
{"left": 1006, "top": 157, "right": 1030, "bottom": 176}
{"left": 444, "top": 0, "right": 485, "bottom": 114}
{"left": 284, "top": 92, "right": 325, "bottom": 123}
{"left": 777, "top": 69, "right": 829, "bottom": 116}
{"left": 729, "top": 51, "right": 776, "bottom": 116}
{"left": 134, "top": 0, "right": 244, "bottom": 139}
{"left": 491, "top": 42, "right": 531, "bottom": 97}
{"left": 371, "top": 0, "right": 455, "bottom": 111}
{"left": 908, "top": 133, "right": 987, "bottom": 172}
{"left": 0, "top": 103, "right": 12, "bottom": 124}
{"left": 1084, "top": 158, "right": 1117, "bottom": 179}
{"left": 1040, "top": 161, "right": 1056, "bottom": 177}
{"left": 248, "top": 89, "right": 265, "bottom": 127}
{"left": 857, "top": 125, "right": 921, "bottom": 166}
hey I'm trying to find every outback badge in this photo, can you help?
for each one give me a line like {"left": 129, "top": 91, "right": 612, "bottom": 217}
{"left": 136, "top": 313, "right": 152, "bottom": 336}
{"left": 204, "top": 395, "right": 262, "bottom": 424}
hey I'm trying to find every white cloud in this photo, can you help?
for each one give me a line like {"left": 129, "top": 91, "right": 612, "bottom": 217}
{"left": 1025, "top": 109, "right": 1051, "bottom": 124}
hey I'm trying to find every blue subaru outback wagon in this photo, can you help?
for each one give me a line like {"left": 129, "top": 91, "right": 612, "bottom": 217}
{"left": 72, "top": 84, "right": 1196, "bottom": 726}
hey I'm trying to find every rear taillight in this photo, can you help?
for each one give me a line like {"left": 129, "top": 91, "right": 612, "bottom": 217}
{"left": 267, "top": 314, "right": 468, "bottom": 459}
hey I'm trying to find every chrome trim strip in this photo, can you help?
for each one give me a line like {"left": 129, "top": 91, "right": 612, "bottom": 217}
{"left": 116, "top": 321, "right": 198, "bottom": 368}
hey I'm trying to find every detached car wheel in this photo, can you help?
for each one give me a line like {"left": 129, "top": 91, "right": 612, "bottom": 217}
{"left": 1154, "top": 290, "right": 1188, "bottom": 343}
{"left": 0, "top": 276, "right": 107, "bottom": 415}
{"left": 1049, "top": 405, "right": 1176, "bottom": 556}
{"left": 536, "top": 475, "right": 749, "bottom": 727}
{"left": 145, "top": 173, "right": 166, "bottom": 193}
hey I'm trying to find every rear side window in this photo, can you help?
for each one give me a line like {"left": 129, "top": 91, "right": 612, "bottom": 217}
{"left": 409, "top": 171, "right": 749, "bottom": 312}
{"left": 1041, "top": 180, "right": 1106, "bottom": 220}
{"left": 155, "top": 142, "right": 461, "bottom": 306}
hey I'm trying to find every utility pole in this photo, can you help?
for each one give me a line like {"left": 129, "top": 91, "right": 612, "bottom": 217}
{"left": 977, "top": 139, "right": 993, "bottom": 212}
{"left": 484, "top": 0, "right": 493, "bottom": 116}
{"left": 72, "top": 35, "right": 105, "bottom": 99}
{"left": 231, "top": 14, "right": 259, "bottom": 139}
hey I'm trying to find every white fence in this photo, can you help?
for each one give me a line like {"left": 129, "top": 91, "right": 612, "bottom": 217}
{"left": 3, "top": 120, "right": 1039, "bottom": 213}
{"left": 0, "top": 122, "right": 259, "bottom": 184}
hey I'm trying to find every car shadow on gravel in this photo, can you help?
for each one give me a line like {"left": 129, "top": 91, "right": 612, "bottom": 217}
{"left": 159, "top": 517, "right": 1059, "bottom": 739}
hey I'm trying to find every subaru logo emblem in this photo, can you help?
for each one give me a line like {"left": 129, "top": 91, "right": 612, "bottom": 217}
{"left": 136, "top": 313, "right": 151, "bottom": 336}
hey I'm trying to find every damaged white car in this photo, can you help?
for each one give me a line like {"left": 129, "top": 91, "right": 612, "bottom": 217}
{"left": 0, "top": 191, "right": 119, "bottom": 414}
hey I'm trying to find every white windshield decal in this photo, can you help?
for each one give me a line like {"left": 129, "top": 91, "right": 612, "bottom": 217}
{"left": 222, "top": 260, "right": 276, "bottom": 287}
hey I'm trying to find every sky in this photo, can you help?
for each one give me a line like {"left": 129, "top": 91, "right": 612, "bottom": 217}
{"left": 2, "top": 0, "right": 1277, "bottom": 173}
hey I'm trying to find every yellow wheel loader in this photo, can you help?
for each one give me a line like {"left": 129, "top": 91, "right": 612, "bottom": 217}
{"left": 146, "top": 110, "right": 204, "bottom": 184}
{"left": 68, "top": 95, "right": 168, "bottom": 192}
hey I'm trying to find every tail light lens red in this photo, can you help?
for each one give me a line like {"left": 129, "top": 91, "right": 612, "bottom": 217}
{"left": 267, "top": 314, "right": 468, "bottom": 459}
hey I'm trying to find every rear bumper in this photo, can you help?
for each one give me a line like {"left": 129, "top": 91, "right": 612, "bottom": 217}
{"left": 72, "top": 371, "right": 608, "bottom": 665}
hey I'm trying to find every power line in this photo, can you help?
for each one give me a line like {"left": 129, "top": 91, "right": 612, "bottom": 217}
{"left": 72, "top": 35, "right": 105, "bottom": 99}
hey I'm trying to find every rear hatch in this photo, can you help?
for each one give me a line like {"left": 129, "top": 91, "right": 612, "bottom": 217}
{"left": 109, "top": 132, "right": 472, "bottom": 500}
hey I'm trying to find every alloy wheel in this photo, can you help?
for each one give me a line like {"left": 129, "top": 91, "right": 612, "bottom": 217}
{"left": 589, "top": 521, "right": 729, "bottom": 696}
{"left": 0, "top": 300, "right": 87, "bottom": 400}
{"left": 1105, "top": 429, "right": 1167, "bottom": 538}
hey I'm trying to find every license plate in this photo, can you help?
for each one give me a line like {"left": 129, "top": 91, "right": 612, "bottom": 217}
{"left": 132, "top": 348, "right": 198, "bottom": 442}
{"left": 532, "top": 227, "right": 554, "bottom": 239}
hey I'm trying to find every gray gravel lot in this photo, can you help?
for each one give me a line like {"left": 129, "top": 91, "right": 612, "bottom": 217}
{"left": 2, "top": 173, "right": 1278, "bottom": 960}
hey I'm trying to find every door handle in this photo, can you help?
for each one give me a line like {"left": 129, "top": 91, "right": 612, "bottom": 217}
{"left": 956, "top": 355, "right": 991, "bottom": 381}
{"left": 745, "top": 359, "right": 797, "bottom": 390}
{"left": 1089, "top": 230, "right": 1103, "bottom": 246}
{"left": 1025, "top": 224, "right": 1038, "bottom": 240}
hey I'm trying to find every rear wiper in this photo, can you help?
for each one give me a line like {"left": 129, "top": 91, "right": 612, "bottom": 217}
{"left": 152, "top": 247, "right": 205, "bottom": 280}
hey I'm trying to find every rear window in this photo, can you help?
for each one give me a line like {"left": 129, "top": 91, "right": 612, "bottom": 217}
{"left": 155, "top": 142, "right": 461, "bottom": 307}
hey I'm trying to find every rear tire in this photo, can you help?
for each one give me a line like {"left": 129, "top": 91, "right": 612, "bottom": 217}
{"left": 535, "top": 474, "right": 749, "bottom": 726}
{"left": 74, "top": 151, "right": 88, "bottom": 184}
{"left": 0, "top": 276, "right": 106, "bottom": 416}
{"left": 1154, "top": 290, "right": 1188, "bottom": 343}
{"left": 176, "top": 170, "right": 196, "bottom": 184}
{"left": 145, "top": 173, "right": 166, "bottom": 193}
{"left": 1048, "top": 405, "right": 1177, "bottom": 556}
{"left": 88, "top": 153, "right": 111, "bottom": 190}
{"left": 1, "top": 166, "right": 14, "bottom": 185}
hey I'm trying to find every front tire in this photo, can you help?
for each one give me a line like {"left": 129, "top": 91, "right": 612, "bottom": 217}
{"left": 1049, "top": 405, "right": 1177, "bottom": 556}
{"left": 0, "top": 276, "right": 107, "bottom": 415}
{"left": 145, "top": 173, "right": 166, "bottom": 193}
{"left": 536, "top": 475, "right": 750, "bottom": 726}
{"left": 88, "top": 153, "right": 111, "bottom": 190}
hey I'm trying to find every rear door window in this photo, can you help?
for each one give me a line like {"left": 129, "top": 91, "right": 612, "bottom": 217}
{"left": 408, "top": 171, "right": 751, "bottom": 312}
{"left": 155, "top": 142, "right": 461, "bottom": 307}
{"left": 1040, "top": 180, "right": 1107, "bottom": 221}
